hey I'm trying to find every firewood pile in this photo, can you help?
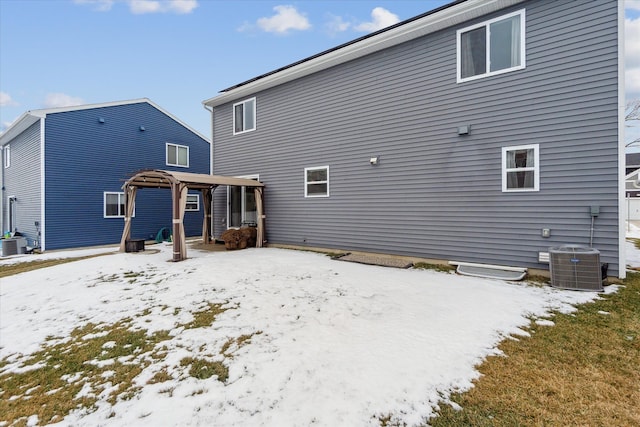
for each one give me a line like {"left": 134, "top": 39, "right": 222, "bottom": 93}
{"left": 220, "top": 227, "right": 257, "bottom": 250}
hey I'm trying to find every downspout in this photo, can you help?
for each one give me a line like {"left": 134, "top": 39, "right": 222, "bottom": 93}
{"left": 617, "top": 0, "right": 626, "bottom": 279}
{"left": 1, "top": 143, "right": 4, "bottom": 235}
{"left": 204, "top": 102, "right": 215, "bottom": 240}
{"left": 40, "top": 116, "right": 46, "bottom": 251}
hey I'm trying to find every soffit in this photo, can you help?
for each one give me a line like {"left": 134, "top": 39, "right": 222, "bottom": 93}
{"left": 203, "top": 0, "right": 525, "bottom": 108}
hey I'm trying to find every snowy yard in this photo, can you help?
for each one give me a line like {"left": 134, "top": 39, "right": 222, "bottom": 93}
{"left": 0, "top": 242, "right": 622, "bottom": 426}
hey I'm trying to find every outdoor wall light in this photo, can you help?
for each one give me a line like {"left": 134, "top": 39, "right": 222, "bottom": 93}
{"left": 98, "top": 117, "right": 105, "bottom": 123}
{"left": 139, "top": 126, "right": 146, "bottom": 131}
{"left": 369, "top": 156, "right": 379, "bottom": 165}
{"left": 457, "top": 125, "right": 471, "bottom": 135}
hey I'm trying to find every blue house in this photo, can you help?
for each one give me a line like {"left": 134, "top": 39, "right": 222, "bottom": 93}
{"left": 204, "top": 0, "right": 625, "bottom": 278}
{"left": 0, "top": 99, "right": 210, "bottom": 251}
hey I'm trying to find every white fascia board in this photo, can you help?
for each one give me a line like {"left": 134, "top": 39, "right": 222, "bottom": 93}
{"left": 203, "top": 0, "right": 525, "bottom": 108}
{"left": 28, "top": 98, "right": 150, "bottom": 116}
{"left": 0, "top": 98, "right": 210, "bottom": 145}
{"left": 145, "top": 99, "right": 211, "bottom": 144}
{"left": 0, "top": 99, "right": 149, "bottom": 145}
{"left": 0, "top": 112, "right": 40, "bottom": 145}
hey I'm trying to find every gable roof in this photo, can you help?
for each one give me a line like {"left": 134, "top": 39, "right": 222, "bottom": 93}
{"left": 203, "top": 0, "right": 525, "bottom": 108}
{"left": 0, "top": 98, "right": 209, "bottom": 145}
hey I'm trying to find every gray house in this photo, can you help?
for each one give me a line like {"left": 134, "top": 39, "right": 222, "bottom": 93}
{"left": 204, "top": 0, "right": 625, "bottom": 278}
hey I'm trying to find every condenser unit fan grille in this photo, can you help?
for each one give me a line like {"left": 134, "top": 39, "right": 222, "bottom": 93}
{"left": 549, "top": 245, "right": 603, "bottom": 291}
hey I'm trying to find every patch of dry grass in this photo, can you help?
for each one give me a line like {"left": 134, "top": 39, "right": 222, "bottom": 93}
{"left": 0, "top": 253, "right": 112, "bottom": 278}
{"left": 0, "top": 320, "right": 172, "bottom": 426}
{"left": 429, "top": 274, "right": 640, "bottom": 426}
{"left": 182, "top": 302, "right": 229, "bottom": 329}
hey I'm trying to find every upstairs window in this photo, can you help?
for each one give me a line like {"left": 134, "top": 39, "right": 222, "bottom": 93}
{"left": 305, "top": 166, "right": 329, "bottom": 198}
{"left": 233, "top": 98, "right": 256, "bottom": 135}
{"left": 186, "top": 194, "right": 200, "bottom": 211}
{"left": 166, "top": 143, "right": 189, "bottom": 167}
{"left": 502, "top": 144, "right": 539, "bottom": 192}
{"left": 457, "top": 9, "right": 525, "bottom": 82}
{"left": 3, "top": 144, "right": 10, "bottom": 168}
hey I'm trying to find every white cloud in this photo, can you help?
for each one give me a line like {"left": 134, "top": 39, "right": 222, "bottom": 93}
{"left": 73, "top": 0, "right": 115, "bottom": 12}
{"left": 354, "top": 7, "right": 400, "bottom": 33}
{"left": 129, "top": 0, "right": 199, "bottom": 15}
{"left": 626, "top": 0, "right": 640, "bottom": 12}
{"left": 166, "top": 0, "right": 198, "bottom": 14}
{"left": 627, "top": 17, "right": 640, "bottom": 100}
{"left": 75, "top": 0, "right": 197, "bottom": 14}
{"left": 129, "top": 0, "right": 161, "bottom": 14}
{"left": 0, "top": 92, "right": 18, "bottom": 107}
{"left": 325, "top": 14, "right": 351, "bottom": 35}
{"left": 256, "top": 5, "right": 311, "bottom": 34}
{"left": 43, "top": 93, "right": 84, "bottom": 109}
{"left": 627, "top": 69, "right": 640, "bottom": 100}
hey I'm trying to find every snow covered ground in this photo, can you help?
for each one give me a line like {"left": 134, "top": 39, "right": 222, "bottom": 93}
{"left": 0, "top": 237, "right": 629, "bottom": 426}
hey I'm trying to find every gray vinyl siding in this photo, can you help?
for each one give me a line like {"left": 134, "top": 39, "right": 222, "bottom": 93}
{"left": 1, "top": 121, "right": 42, "bottom": 246}
{"left": 212, "top": 0, "right": 620, "bottom": 275}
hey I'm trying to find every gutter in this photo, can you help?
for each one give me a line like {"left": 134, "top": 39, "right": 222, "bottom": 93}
{"left": 203, "top": 0, "right": 525, "bottom": 108}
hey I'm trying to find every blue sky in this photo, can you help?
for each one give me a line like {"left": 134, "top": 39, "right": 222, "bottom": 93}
{"left": 1, "top": 0, "right": 640, "bottom": 144}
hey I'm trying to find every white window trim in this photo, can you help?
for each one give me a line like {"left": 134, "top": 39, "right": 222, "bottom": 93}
{"left": 226, "top": 174, "right": 259, "bottom": 229}
{"left": 186, "top": 193, "right": 200, "bottom": 212}
{"left": 166, "top": 143, "right": 189, "bottom": 168}
{"left": 4, "top": 144, "right": 10, "bottom": 168}
{"left": 456, "top": 9, "right": 526, "bottom": 83}
{"left": 304, "top": 166, "right": 330, "bottom": 198}
{"left": 233, "top": 97, "right": 257, "bottom": 135}
{"left": 104, "top": 191, "right": 134, "bottom": 218}
{"left": 502, "top": 144, "right": 539, "bottom": 192}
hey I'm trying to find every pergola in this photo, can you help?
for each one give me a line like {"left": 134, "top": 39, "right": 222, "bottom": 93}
{"left": 119, "top": 169, "right": 265, "bottom": 261}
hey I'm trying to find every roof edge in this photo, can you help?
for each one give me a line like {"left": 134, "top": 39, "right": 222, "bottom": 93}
{"left": 203, "top": 0, "right": 525, "bottom": 108}
{"left": 1, "top": 98, "right": 210, "bottom": 144}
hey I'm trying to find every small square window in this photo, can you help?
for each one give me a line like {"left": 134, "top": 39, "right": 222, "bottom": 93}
{"left": 186, "top": 194, "right": 199, "bottom": 211}
{"left": 166, "top": 143, "right": 189, "bottom": 167}
{"left": 502, "top": 144, "right": 539, "bottom": 192}
{"left": 457, "top": 10, "right": 525, "bottom": 83}
{"left": 233, "top": 98, "right": 256, "bottom": 135}
{"left": 305, "top": 166, "right": 329, "bottom": 198}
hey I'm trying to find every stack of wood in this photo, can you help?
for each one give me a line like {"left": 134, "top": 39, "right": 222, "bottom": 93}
{"left": 220, "top": 227, "right": 257, "bottom": 250}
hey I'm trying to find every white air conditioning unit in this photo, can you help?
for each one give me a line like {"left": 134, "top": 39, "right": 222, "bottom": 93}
{"left": 549, "top": 245, "right": 603, "bottom": 291}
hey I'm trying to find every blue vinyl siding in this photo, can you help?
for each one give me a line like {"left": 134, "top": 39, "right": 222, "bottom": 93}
{"left": 44, "top": 102, "right": 209, "bottom": 249}
{"left": 211, "top": 0, "right": 621, "bottom": 276}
